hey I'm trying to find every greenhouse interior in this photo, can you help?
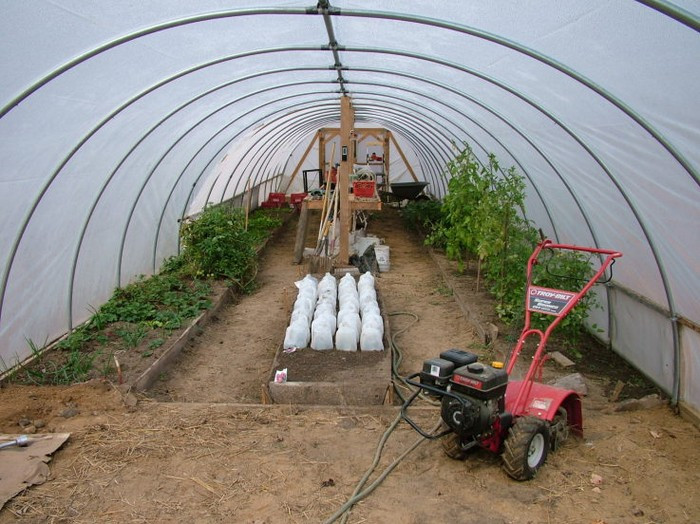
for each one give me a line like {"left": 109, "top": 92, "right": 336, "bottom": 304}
{"left": 0, "top": 1, "right": 698, "bottom": 522}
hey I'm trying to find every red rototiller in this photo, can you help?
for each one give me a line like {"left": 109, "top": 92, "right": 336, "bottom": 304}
{"left": 401, "top": 239, "right": 622, "bottom": 480}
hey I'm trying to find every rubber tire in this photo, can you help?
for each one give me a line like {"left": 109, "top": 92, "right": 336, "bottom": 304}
{"left": 441, "top": 431, "right": 469, "bottom": 461}
{"left": 502, "top": 416, "right": 550, "bottom": 481}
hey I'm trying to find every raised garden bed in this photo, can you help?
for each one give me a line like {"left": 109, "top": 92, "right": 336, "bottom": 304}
{"left": 267, "top": 283, "right": 393, "bottom": 406}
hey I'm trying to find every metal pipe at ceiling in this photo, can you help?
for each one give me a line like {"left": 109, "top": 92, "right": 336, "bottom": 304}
{"left": 316, "top": 0, "right": 347, "bottom": 93}
{"left": 0, "top": 45, "right": 337, "bottom": 327}
{"left": 3, "top": 4, "right": 693, "bottom": 192}
{"left": 0, "top": 41, "right": 661, "bottom": 332}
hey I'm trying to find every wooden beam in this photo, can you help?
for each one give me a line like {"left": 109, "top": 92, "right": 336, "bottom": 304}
{"left": 390, "top": 132, "right": 419, "bottom": 182}
{"left": 383, "top": 131, "right": 391, "bottom": 186}
{"left": 318, "top": 133, "right": 325, "bottom": 179}
{"left": 293, "top": 199, "right": 310, "bottom": 264}
{"left": 283, "top": 130, "right": 319, "bottom": 194}
{"left": 339, "top": 96, "right": 354, "bottom": 264}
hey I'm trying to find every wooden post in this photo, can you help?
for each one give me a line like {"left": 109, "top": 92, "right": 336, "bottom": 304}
{"left": 390, "top": 132, "right": 419, "bottom": 182}
{"left": 293, "top": 199, "right": 310, "bottom": 264}
{"left": 318, "top": 132, "right": 326, "bottom": 181}
{"left": 339, "top": 96, "right": 354, "bottom": 264}
{"left": 282, "top": 130, "right": 319, "bottom": 194}
{"left": 383, "top": 130, "right": 391, "bottom": 187}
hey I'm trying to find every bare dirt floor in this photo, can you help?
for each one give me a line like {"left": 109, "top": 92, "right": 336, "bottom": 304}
{"left": 1, "top": 208, "right": 699, "bottom": 524}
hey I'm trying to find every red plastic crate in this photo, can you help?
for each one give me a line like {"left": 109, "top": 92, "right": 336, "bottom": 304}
{"left": 352, "top": 180, "right": 376, "bottom": 198}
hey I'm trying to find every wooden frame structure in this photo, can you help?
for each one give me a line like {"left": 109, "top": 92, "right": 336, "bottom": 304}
{"left": 290, "top": 96, "right": 418, "bottom": 265}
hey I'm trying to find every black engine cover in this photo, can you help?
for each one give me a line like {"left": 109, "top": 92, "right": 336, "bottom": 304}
{"left": 441, "top": 395, "right": 498, "bottom": 437}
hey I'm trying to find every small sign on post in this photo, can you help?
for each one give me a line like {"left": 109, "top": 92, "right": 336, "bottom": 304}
{"left": 527, "top": 286, "right": 576, "bottom": 316}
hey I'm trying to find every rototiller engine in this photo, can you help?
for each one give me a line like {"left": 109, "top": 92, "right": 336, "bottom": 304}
{"left": 401, "top": 240, "right": 622, "bottom": 480}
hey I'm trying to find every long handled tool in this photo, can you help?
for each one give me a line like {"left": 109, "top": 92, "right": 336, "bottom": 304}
{"left": 0, "top": 435, "right": 30, "bottom": 450}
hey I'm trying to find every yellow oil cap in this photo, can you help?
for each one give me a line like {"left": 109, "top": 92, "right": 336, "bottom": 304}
{"left": 491, "top": 361, "right": 504, "bottom": 369}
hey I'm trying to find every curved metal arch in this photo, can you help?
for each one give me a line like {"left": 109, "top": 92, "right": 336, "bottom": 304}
{"left": 0, "top": 19, "right": 680, "bottom": 398}
{"left": 221, "top": 107, "right": 344, "bottom": 204}
{"left": 354, "top": 112, "right": 445, "bottom": 197}
{"left": 69, "top": 83, "right": 339, "bottom": 324}
{"left": 334, "top": 9, "right": 699, "bottom": 185}
{"left": 152, "top": 100, "right": 343, "bottom": 269}
{"left": 348, "top": 67, "right": 590, "bottom": 241}
{"left": 338, "top": 46, "right": 679, "bottom": 333}
{"left": 156, "top": 108, "right": 343, "bottom": 265}
{"left": 352, "top": 112, "right": 446, "bottom": 197}
{"left": 4, "top": 5, "right": 693, "bottom": 187}
{"left": 633, "top": 0, "right": 700, "bottom": 31}
{"left": 115, "top": 85, "right": 341, "bottom": 286}
{"left": 353, "top": 104, "right": 456, "bottom": 192}
{"left": 194, "top": 107, "right": 339, "bottom": 218}
{"left": 216, "top": 106, "right": 341, "bottom": 203}
{"left": 351, "top": 87, "right": 558, "bottom": 235}
{"left": 0, "top": 7, "right": 313, "bottom": 118}
{"left": 4, "top": 38, "right": 674, "bottom": 325}
{"left": 244, "top": 121, "right": 328, "bottom": 203}
{"left": 0, "top": 45, "right": 340, "bottom": 324}
{"left": 349, "top": 102, "right": 449, "bottom": 194}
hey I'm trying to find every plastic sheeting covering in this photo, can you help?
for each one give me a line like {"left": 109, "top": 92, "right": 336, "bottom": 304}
{"left": 0, "top": 1, "right": 698, "bottom": 414}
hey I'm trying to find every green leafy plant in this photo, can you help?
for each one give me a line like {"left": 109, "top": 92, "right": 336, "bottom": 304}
{"left": 424, "top": 144, "right": 599, "bottom": 343}
{"left": 180, "top": 205, "right": 257, "bottom": 285}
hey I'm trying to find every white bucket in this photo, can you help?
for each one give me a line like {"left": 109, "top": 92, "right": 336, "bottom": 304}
{"left": 374, "top": 245, "right": 390, "bottom": 272}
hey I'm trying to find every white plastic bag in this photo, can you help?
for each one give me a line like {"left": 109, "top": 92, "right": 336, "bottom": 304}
{"left": 314, "top": 301, "right": 336, "bottom": 319}
{"left": 358, "top": 271, "right": 375, "bottom": 288}
{"left": 284, "top": 319, "right": 310, "bottom": 349}
{"left": 335, "top": 325, "right": 358, "bottom": 351}
{"left": 362, "top": 313, "right": 384, "bottom": 335}
{"left": 338, "top": 310, "right": 362, "bottom": 338}
{"left": 311, "top": 318, "right": 334, "bottom": 350}
{"left": 360, "top": 326, "right": 383, "bottom": 351}
{"left": 290, "top": 310, "right": 310, "bottom": 326}
{"left": 361, "top": 301, "right": 380, "bottom": 318}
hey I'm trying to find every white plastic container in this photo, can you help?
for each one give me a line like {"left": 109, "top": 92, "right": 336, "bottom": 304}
{"left": 314, "top": 301, "right": 336, "bottom": 319}
{"left": 284, "top": 319, "right": 310, "bottom": 349}
{"left": 338, "top": 299, "right": 359, "bottom": 315}
{"left": 360, "top": 326, "right": 384, "bottom": 351}
{"left": 359, "top": 289, "right": 377, "bottom": 308}
{"left": 335, "top": 325, "right": 358, "bottom": 351}
{"left": 311, "top": 318, "right": 334, "bottom": 350}
{"left": 338, "top": 311, "right": 362, "bottom": 338}
{"left": 290, "top": 310, "right": 310, "bottom": 326}
{"left": 362, "top": 312, "right": 384, "bottom": 333}
{"left": 358, "top": 271, "right": 375, "bottom": 288}
{"left": 374, "top": 245, "right": 390, "bottom": 272}
{"left": 294, "top": 296, "right": 315, "bottom": 317}
{"left": 361, "top": 301, "right": 381, "bottom": 318}
{"left": 316, "top": 311, "right": 336, "bottom": 333}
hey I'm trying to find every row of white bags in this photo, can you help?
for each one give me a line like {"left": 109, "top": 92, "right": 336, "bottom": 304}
{"left": 284, "top": 273, "right": 383, "bottom": 351}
